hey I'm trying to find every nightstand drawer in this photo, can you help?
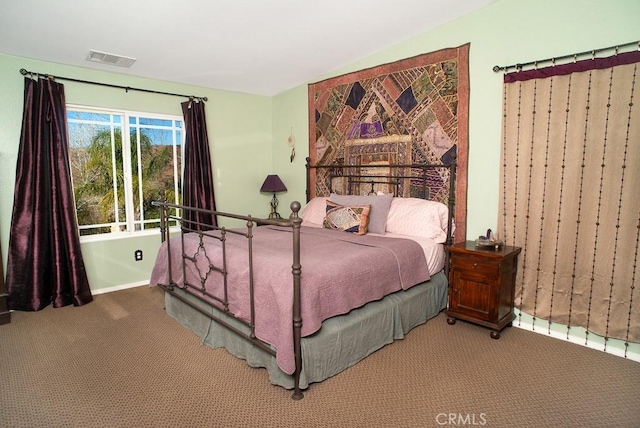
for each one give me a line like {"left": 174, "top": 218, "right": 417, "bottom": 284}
{"left": 451, "top": 256, "right": 498, "bottom": 278}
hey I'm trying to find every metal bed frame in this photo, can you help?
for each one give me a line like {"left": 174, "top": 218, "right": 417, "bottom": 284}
{"left": 151, "top": 157, "right": 456, "bottom": 400}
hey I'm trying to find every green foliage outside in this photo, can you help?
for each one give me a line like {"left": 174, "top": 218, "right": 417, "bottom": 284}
{"left": 72, "top": 128, "right": 179, "bottom": 235}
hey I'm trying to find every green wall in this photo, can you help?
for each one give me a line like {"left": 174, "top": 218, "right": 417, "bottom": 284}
{"left": 1, "top": 0, "right": 639, "bottom": 299}
{"left": 271, "top": 0, "right": 640, "bottom": 359}
{"left": 273, "top": 0, "right": 640, "bottom": 240}
{"left": 0, "top": 54, "right": 273, "bottom": 292}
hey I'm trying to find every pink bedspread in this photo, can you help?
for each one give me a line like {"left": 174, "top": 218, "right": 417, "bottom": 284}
{"left": 149, "top": 225, "right": 431, "bottom": 374}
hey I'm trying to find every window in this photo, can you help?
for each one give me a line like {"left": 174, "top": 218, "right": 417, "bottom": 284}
{"left": 67, "top": 106, "right": 183, "bottom": 237}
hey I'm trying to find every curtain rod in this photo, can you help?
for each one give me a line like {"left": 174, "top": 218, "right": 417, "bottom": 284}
{"left": 492, "top": 40, "right": 640, "bottom": 73}
{"left": 19, "top": 68, "right": 208, "bottom": 102}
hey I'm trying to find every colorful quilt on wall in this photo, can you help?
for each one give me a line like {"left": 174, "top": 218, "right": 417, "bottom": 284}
{"left": 308, "top": 44, "right": 469, "bottom": 241}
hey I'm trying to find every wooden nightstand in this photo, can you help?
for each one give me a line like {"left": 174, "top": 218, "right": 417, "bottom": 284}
{"left": 446, "top": 241, "right": 521, "bottom": 339}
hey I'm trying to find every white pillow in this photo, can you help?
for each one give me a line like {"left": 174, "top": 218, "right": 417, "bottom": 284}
{"left": 385, "top": 197, "right": 453, "bottom": 243}
{"left": 301, "top": 197, "right": 328, "bottom": 225}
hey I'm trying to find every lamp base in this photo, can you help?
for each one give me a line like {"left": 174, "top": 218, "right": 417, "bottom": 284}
{"left": 269, "top": 193, "right": 281, "bottom": 219}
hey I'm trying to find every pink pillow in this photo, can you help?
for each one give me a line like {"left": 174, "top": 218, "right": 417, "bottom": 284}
{"left": 386, "top": 198, "right": 453, "bottom": 243}
{"left": 301, "top": 197, "right": 328, "bottom": 225}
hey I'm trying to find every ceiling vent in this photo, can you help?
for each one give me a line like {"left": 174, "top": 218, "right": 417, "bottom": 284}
{"left": 86, "top": 50, "right": 136, "bottom": 68}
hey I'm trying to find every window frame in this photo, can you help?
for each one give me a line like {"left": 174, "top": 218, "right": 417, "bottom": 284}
{"left": 67, "top": 104, "right": 184, "bottom": 243}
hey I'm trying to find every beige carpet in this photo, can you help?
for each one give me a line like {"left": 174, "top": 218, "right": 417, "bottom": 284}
{"left": 1, "top": 285, "right": 638, "bottom": 428}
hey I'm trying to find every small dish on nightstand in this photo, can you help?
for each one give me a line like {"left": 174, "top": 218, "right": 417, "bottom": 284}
{"left": 475, "top": 239, "right": 504, "bottom": 249}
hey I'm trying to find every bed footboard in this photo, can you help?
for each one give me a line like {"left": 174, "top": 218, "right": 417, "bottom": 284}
{"left": 151, "top": 200, "right": 305, "bottom": 400}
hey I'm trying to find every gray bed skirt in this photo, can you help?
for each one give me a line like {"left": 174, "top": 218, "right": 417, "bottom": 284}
{"left": 163, "top": 270, "right": 448, "bottom": 390}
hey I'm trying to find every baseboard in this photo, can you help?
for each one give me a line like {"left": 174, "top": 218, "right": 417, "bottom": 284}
{"left": 0, "top": 283, "right": 148, "bottom": 320}
{"left": 513, "top": 315, "right": 640, "bottom": 363}
{"left": 90, "top": 281, "right": 149, "bottom": 296}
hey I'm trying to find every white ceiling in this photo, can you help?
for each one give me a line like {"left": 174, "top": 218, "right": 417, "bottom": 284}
{"left": 0, "top": 0, "right": 495, "bottom": 96}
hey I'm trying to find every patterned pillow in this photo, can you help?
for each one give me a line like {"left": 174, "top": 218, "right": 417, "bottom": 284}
{"left": 329, "top": 193, "right": 393, "bottom": 234}
{"left": 323, "top": 201, "right": 371, "bottom": 235}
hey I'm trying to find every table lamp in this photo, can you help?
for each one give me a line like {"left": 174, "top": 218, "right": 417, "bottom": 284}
{"left": 260, "top": 174, "right": 287, "bottom": 218}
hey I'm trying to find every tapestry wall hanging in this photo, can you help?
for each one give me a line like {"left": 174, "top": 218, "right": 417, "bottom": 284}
{"left": 308, "top": 44, "right": 469, "bottom": 242}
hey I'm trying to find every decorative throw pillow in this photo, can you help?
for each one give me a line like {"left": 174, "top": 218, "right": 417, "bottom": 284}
{"left": 328, "top": 193, "right": 393, "bottom": 234}
{"left": 323, "top": 201, "right": 371, "bottom": 235}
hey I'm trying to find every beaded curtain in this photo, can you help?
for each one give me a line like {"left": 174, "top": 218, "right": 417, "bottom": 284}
{"left": 498, "top": 51, "right": 640, "bottom": 353}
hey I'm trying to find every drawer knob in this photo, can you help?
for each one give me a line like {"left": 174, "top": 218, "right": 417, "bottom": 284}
{"left": 473, "top": 262, "right": 478, "bottom": 268}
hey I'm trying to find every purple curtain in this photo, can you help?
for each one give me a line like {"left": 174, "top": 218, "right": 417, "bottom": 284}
{"left": 181, "top": 100, "right": 217, "bottom": 229}
{"left": 6, "top": 77, "right": 92, "bottom": 311}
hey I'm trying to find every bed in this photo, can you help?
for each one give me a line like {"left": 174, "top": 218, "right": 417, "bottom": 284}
{"left": 149, "top": 159, "right": 457, "bottom": 400}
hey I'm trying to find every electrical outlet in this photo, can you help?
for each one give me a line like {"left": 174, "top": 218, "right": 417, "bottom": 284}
{"left": 134, "top": 250, "right": 143, "bottom": 261}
